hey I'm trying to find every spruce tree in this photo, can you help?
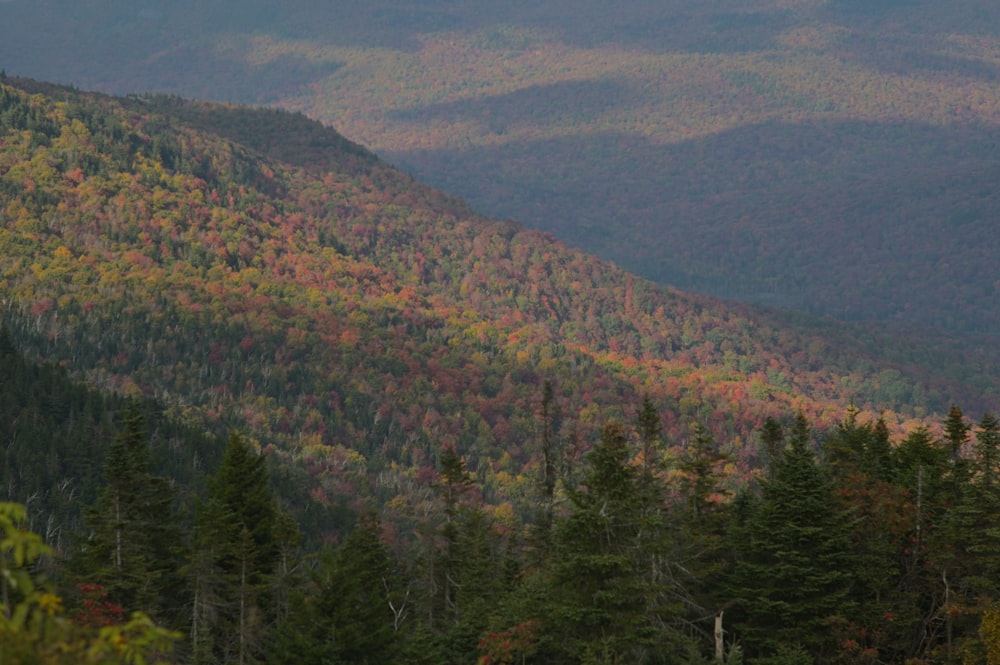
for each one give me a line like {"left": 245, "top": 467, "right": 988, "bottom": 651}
{"left": 944, "top": 405, "right": 972, "bottom": 462}
{"left": 407, "top": 446, "right": 511, "bottom": 665}
{"left": 528, "top": 380, "right": 562, "bottom": 570}
{"left": 975, "top": 413, "right": 1000, "bottom": 490}
{"left": 189, "top": 432, "right": 280, "bottom": 665}
{"left": 547, "top": 421, "right": 685, "bottom": 664}
{"left": 269, "top": 513, "right": 398, "bottom": 665}
{"left": 864, "top": 416, "right": 894, "bottom": 482}
{"left": 70, "top": 401, "right": 184, "bottom": 626}
{"left": 758, "top": 417, "right": 784, "bottom": 480}
{"left": 730, "top": 413, "right": 856, "bottom": 660}
{"left": 947, "top": 413, "right": 1000, "bottom": 601}
{"left": 671, "top": 422, "right": 735, "bottom": 657}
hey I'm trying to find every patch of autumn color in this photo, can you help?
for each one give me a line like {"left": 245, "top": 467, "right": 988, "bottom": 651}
{"left": 340, "top": 327, "right": 360, "bottom": 345}
{"left": 478, "top": 620, "right": 540, "bottom": 665}
{"left": 72, "top": 584, "right": 126, "bottom": 628}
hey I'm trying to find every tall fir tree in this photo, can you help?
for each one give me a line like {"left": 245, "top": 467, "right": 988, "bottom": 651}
{"left": 974, "top": 413, "right": 1000, "bottom": 490}
{"left": 189, "top": 432, "right": 280, "bottom": 665}
{"left": 758, "top": 417, "right": 784, "bottom": 481}
{"left": 269, "top": 512, "right": 398, "bottom": 665}
{"left": 69, "top": 400, "right": 184, "bottom": 627}
{"left": 546, "top": 421, "right": 687, "bottom": 664}
{"left": 947, "top": 413, "right": 1000, "bottom": 601}
{"left": 730, "top": 413, "right": 856, "bottom": 661}
{"left": 528, "top": 381, "right": 563, "bottom": 565}
{"left": 669, "top": 422, "right": 735, "bottom": 659}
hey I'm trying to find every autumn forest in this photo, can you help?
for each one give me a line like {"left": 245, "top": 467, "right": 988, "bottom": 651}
{"left": 0, "top": 64, "right": 999, "bottom": 665}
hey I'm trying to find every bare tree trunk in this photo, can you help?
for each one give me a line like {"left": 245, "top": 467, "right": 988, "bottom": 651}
{"left": 715, "top": 611, "right": 725, "bottom": 662}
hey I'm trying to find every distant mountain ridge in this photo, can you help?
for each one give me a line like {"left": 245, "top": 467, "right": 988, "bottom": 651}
{"left": 2, "top": 0, "right": 997, "bottom": 335}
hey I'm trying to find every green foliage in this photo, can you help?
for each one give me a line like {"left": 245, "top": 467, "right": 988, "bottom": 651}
{"left": 69, "top": 402, "right": 186, "bottom": 627}
{"left": 269, "top": 513, "right": 398, "bottom": 665}
{"left": 546, "top": 421, "right": 686, "bottom": 663}
{"left": 1, "top": 502, "right": 179, "bottom": 665}
{"left": 730, "top": 415, "right": 857, "bottom": 660}
{"left": 189, "top": 432, "right": 283, "bottom": 665}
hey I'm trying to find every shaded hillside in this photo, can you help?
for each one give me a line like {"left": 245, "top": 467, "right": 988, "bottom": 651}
{"left": 1, "top": 79, "right": 998, "bottom": 522}
{"left": 0, "top": 329, "right": 221, "bottom": 546}
{"left": 396, "top": 120, "right": 1000, "bottom": 329}
{"left": 2, "top": 0, "right": 998, "bottom": 335}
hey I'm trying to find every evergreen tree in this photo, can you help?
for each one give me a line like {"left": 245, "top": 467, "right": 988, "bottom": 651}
{"left": 269, "top": 513, "right": 398, "bottom": 665}
{"left": 547, "top": 421, "right": 686, "bottom": 664}
{"left": 944, "top": 405, "right": 972, "bottom": 462}
{"left": 822, "top": 404, "right": 869, "bottom": 479}
{"left": 945, "top": 413, "right": 1000, "bottom": 603}
{"left": 636, "top": 395, "right": 662, "bottom": 477}
{"left": 678, "top": 423, "right": 730, "bottom": 521}
{"left": 401, "top": 446, "right": 513, "bottom": 665}
{"left": 864, "top": 416, "right": 894, "bottom": 482}
{"left": 69, "top": 401, "right": 184, "bottom": 627}
{"left": 189, "top": 432, "right": 280, "bottom": 665}
{"left": 974, "top": 413, "right": 1000, "bottom": 490}
{"left": 758, "top": 417, "right": 784, "bottom": 480}
{"left": 892, "top": 427, "right": 950, "bottom": 580}
{"left": 671, "top": 423, "right": 735, "bottom": 658}
{"left": 529, "top": 381, "right": 563, "bottom": 563}
{"left": 730, "top": 413, "right": 856, "bottom": 661}
{"left": 942, "top": 405, "right": 973, "bottom": 500}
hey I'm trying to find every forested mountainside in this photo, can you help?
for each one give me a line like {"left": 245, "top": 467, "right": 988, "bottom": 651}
{"left": 2, "top": 0, "right": 998, "bottom": 335}
{"left": 5, "top": 77, "right": 1000, "bottom": 665}
{"left": 8, "top": 313, "right": 1000, "bottom": 665}
{"left": 2, "top": 74, "right": 999, "bottom": 495}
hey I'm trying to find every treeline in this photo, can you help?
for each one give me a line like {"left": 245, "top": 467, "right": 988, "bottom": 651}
{"left": 6, "top": 365, "right": 1000, "bottom": 664}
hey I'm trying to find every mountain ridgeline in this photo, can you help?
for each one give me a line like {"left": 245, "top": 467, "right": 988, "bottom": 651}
{"left": 2, "top": 0, "right": 997, "bottom": 335}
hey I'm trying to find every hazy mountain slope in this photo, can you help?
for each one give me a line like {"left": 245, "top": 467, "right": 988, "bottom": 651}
{"left": 1, "top": 80, "right": 997, "bottom": 519}
{"left": 2, "top": 0, "right": 997, "bottom": 335}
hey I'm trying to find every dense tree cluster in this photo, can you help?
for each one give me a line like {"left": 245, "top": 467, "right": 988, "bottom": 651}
{"left": 6, "top": 329, "right": 1000, "bottom": 664}
{"left": 2, "top": 78, "right": 997, "bottom": 502}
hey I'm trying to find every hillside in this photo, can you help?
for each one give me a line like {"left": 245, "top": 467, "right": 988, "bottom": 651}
{"left": 1, "top": 0, "right": 998, "bottom": 335}
{"left": 2, "top": 77, "right": 1000, "bottom": 529}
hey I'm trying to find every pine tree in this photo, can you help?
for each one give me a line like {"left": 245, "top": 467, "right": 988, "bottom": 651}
{"left": 730, "top": 413, "right": 856, "bottom": 660}
{"left": 189, "top": 432, "right": 280, "bottom": 665}
{"left": 269, "top": 513, "right": 398, "bottom": 665}
{"left": 70, "top": 401, "right": 184, "bottom": 627}
{"left": 547, "top": 421, "right": 685, "bottom": 664}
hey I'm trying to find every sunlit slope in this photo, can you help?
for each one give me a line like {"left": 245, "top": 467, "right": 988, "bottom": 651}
{"left": 1, "top": 79, "right": 997, "bottom": 505}
{"left": 4, "top": 0, "right": 996, "bottom": 331}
